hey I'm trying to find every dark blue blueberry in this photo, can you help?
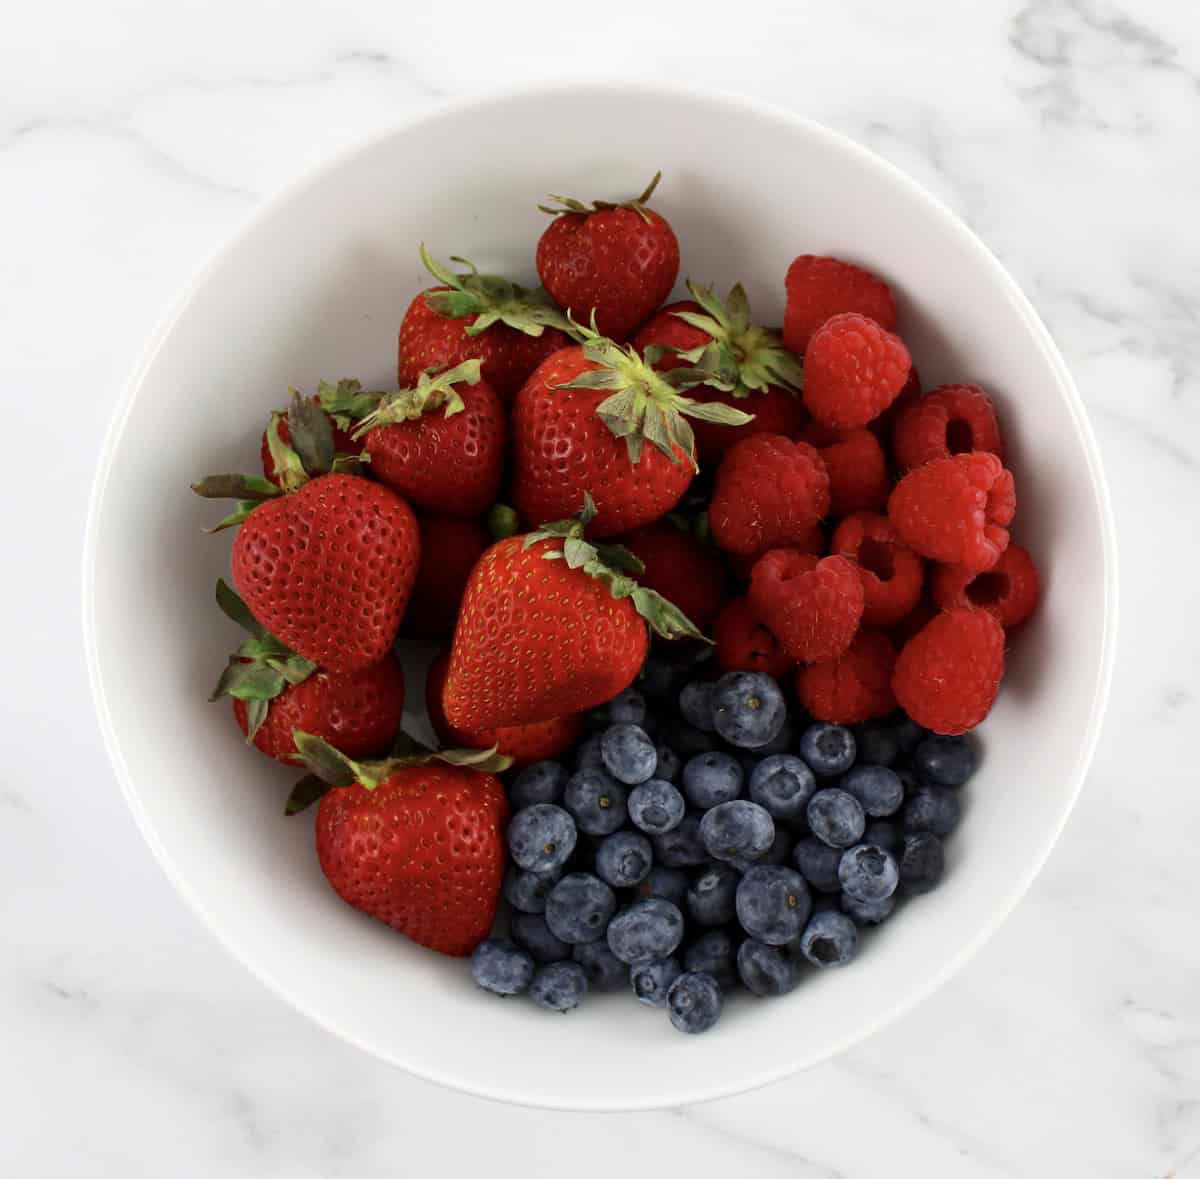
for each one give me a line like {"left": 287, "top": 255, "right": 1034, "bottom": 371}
{"left": 606, "top": 898, "right": 686, "bottom": 966}
{"left": 838, "top": 843, "right": 900, "bottom": 903}
{"left": 608, "top": 688, "right": 648, "bottom": 726}
{"left": 793, "top": 837, "right": 843, "bottom": 892}
{"left": 636, "top": 866, "right": 690, "bottom": 908}
{"left": 841, "top": 765, "right": 905, "bottom": 818}
{"left": 731, "top": 826, "right": 794, "bottom": 873}
{"left": 841, "top": 891, "right": 896, "bottom": 924}
{"left": 901, "top": 785, "right": 962, "bottom": 837}
{"left": 737, "top": 938, "right": 801, "bottom": 996}
{"left": 898, "top": 830, "right": 945, "bottom": 895}
{"left": 864, "top": 820, "right": 899, "bottom": 853}
{"left": 509, "top": 761, "right": 568, "bottom": 810}
{"left": 667, "top": 972, "right": 724, "bottom": 1033}
{"left": 529, "top": 961, "right": 588, "bottom": 1012}
{"left": 748, "top": 754, "right": 816, "bottom": 822}
{"left": 563, "top": 768, "right": 628, "bottom": 835}
{"left": 639, "top": 655, "right": 682, "bottom": 700}
{"left": 653, "top": 743, "right": 683, "bottom": 783}
{"left": 575, "top": 733, "right": 606, "bottom": 771}
{"left": 470, "top": 938, "right": 534, "bottom": 995}
{"left": 736, "top": 865, "right": 811, "bottom": 945}
{"left": 600, "top": 724, "right": 657, "bottom": 785}
{"left": 682, "top": 751, "right": 744, "bottom": 808}
{"left": 700, "top": 800, "right": 776, "bottom": 864}
{"left": 852, "top": 719, "right": 900, "bottom": 766}
{"left": 913, "top": 734, "right": 977, "bottom": 787}
{"left": 573, "top": 939, "right": 629, "bottom": 991}
{"left": 662, "top": 720, "right": 720, "bottom": 757}
{"left": 545, "top": 872, "right": 617, "bottom": 945}
{"left": 652, "top": 812, "right": 708, "bottom": 867}
{"left": 807, "top": 788, "right": 866, "bottom": 849}
{"left": 752, "top": 716, "right": 796, "bottom": 757}
{"left": 679, "top": 681, "right": 718, "bottom": 731}
{"left": 799, "top": 723, "right": 857, "bottom": 776}
{"left": 799, "top": 910, "right": 858, "bottom": 967}
{"left": 683, "top": 929, "right": 739, "bottom": 991}
{"left": 892, "top": 713, "right": 927, "bottom": 754}
{"left": 503, "top": 866, "right": 560, "bottom": 914}
{"left": 686, "top": 863, "right": 740, "bottom": 926}
{"left": 594, "top": 830, "right": 654, "bottom": 888}
{"left": 631, "top": 956, "right": 683, "bottom": 1007}
{"left": 711, "top": 672, "right": 787, "bottom": 749}
{"left": 627, "top": 778, "right": 686, "bottom": 835}
{"left": 506, "top": 803, "right": 577, "bottom": 873}
{"left": 510, "top": 912, "right": 571, "bottom": 964}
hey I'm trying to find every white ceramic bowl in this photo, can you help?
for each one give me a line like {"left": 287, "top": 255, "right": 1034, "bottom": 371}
{"left": 85, "top": 83, "right": 1117, "bottom": 1110}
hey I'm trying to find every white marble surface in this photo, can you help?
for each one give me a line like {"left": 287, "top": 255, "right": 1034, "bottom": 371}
{"left": 2, "top": 0, "right": 1198, "bottom": 1174}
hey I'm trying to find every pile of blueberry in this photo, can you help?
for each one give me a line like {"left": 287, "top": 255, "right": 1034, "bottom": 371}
{"left": 470, "top": 653, "right": 977, "bottom": 1034}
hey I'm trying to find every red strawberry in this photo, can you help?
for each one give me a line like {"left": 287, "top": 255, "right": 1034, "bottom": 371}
{"left": 783, "top": 255, "right": 898, "bottom": 353}
{"left": 749, "top": 550, "right": 864, "bottom": 663}
{"left": 402, "top": 515, "right": 490, "bottom": 639}
{"left": 511, "top": 326, "right": 750, "bottom": 537}
{"left": 535, "top": 172, "right": 679, "bottom": 339}
{"left": 444, "top": 496, "right": 705, "bottom": 730}
{"left": 712, "top": 597, "right": 795, "bottom": 679}
{"left": 803, "top": 313, "right": 911, "bottom": 430}
{"left": 293, "top": 733, "right": 512, "bottom": 957}
{"left": 621, "top": 520, "right": 728, "bottom": 631}
{"left": 261, "top": 392, "right": 363, "bottom": 488}
{"left": 632, "top": 281, "right": 807, "bottom": 461}
{"left": 398, "top": 247, "right": 572, "bottom": 403}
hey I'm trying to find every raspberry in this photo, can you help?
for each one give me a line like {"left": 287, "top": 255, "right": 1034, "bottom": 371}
{"left": 887, "top": 598, "right": 937, "bottom": 648}
{"left": 709, "top": 435, "right": 830, "bottom": 557}
{"left": 712, "top": 597, "right": 795, "bottom": 678}
{"left": 830, "top": 511, "right": 925, "bottom": 627}
{"left": 802, "top": 426, "right": 890, "bottom": 517}
{"left": 803, "top": 313, "right": 912, "bottom": 430}
{"left": 931, "top": 542, "right": 1041, "bottom": 628}
{"left": 749, "top": 550, "right": 863, "bottom": 663}
{"left": 894, "top": 384, "right": 1004, "bottom": 471}
{"left": 888, "top": 452, "right": 1015, "bottom": 572}
{"left": 783, "top": 256, "right": 897, "bottom": 353}
{"left": 795, "top": 630, "right": 897, "bottom": 724}
{"left": 892, "top": 608, "right": 1005, "bottom": 735}
{"left": 726, "top": 523, "right": 826, "bottom": 583}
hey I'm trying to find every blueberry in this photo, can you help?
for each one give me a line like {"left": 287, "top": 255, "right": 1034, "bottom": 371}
{"left": 608, "top": 688, "right": 648, "bottom": 726}
{"left": 509, "top": 761, "right": 568, "bottom": 810}
{"left": 662, "top": 720, "right": 720, "bottom": 757}
{"left": 511, "top": 912, "right": 571, "bottom": 964}
{"left": 807, "top": 788, "right": 866, "bottom": 849}
{"left": 736, "top": 865, "right": 811, "bottom": 945}
{"left": 652, "top": 811, "right": 708, "bottom": 867}
{"left": 679, "top": 681, "right": 717, "bottom": 731}
{"left": 600, "top": 724, "right": 657, "bottom": 785}
{"left": 606, "top": 899, "right": 686, "bottom": 965}
{"left": 594, "top": 830, "right": 654, "bottom": 888}
{"left": 841, "top": 765, "right": 905, "bottom": 818}
{"left": 711, "top": 672, "right": 787, "bottom": 749}
{"left": 636, "top": 866, "right": 690, "bottom": 908}
{"left": 573, "top": 940, "right": 629, "bottom": 991}
{"left": 470, "top": 938, "right": 534, "bottom": 995}
{"left": 506, "top": 803, "right": 577, "bottom": 873}
{"left": 575, "top": 733, "right": 606, "bottom": 771}
{"left": 686, "top": 863, "right": 740, "bottom": 926}
{"left": 841, "top": 892, "right": 896, "bottom": 924}
{"left": 545, "top": 873, "right": 617, "bottom": 944}
{"left": 529, "top": 961, "right": 588, "bottom": 1012}
{"left": 793, "top": 837, "right": 843, "bottom": 892}
{"left": 892, "top": 713, "right": 927, "bottom": 754}
{"left": 731, "top": 826, "right": 794, "bottom": 873}
{"left": 700, "top": 800, "right": 776, "bottom": 864}
{"left": 631, "top": 956, "right": 683, "bottom": 1007}
{"left": 898, "top": 831, "right": 945, "bottom": 895}
{"left": 627, "top": 778, "right": 686, "bottom": 835}
{"left": 737, "top": 938, "right": 801, "bottom": 996}
{"left": 748, "top": 754, "right": 816, "bottom": 822}
{"left": 683, "top": 929, "right": 739, "bottom": 991}
{"left": 799, "top": 910, "right": 858, "bottom": 967}
{"left": 838, "top": 843, "right": 900, "bottom": 903}
{"left": 852, "top": 719, "right": 899, "bottom": 766}
{"left": 914, "top": 734, "right": 977, "bottom": 787}
{"left": 901, "top": 786, "right": 962, "bottom": 837}
{"left": 653, "top": 744, "right": 683, "bottom": 783}
{"left": 640, "top": 656, "right": 681, "bottom": 700}
{"left": 667, "top": 972, "right": 723, "bottom": 1034}
{"left": 799, "top": 723, "right": 857, "bottom": 776}
{"left": 682, "top": 751, "right": 744, "bottom": 808}
{"left": 864, "top": 820, "right": 899, "bottom": 853}
{"left": 563, "top": 768, "right": 629, "bottom": 835}
{"left": 503, "top": 866, "right": 560, "bottom": 914}
{"left": 752, "top": 716, "right": 795, "bottom": 757}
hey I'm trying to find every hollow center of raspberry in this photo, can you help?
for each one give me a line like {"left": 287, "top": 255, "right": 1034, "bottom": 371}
{"left": 858, "top": 538, "right": 896, "bottom": 581}
{"left": 946, "top": 419, "right": 974, "bottom": 454}
{"left": 967, "top": 572, "right": 1009, "bottom": 606}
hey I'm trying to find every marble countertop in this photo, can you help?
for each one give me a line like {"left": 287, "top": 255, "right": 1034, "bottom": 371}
{"left": 3, "top": 0, "right": 1198, "bottom": 1174}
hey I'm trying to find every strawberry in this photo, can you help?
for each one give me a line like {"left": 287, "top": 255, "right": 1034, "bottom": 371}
{"left": 193, "top": 395, "right": 420, "bottom": 673}
{"left": 398, "top": 247, "right": 573, "bottom": 403}
{"left": 535, "top": 172, "right": 679, "bottom": 339}
{"left": 444, "top": 495, "right": 706, "bottom": 730}
{"left": 620, "top": 519, "right": 729, "bottom": 631}
{"left": 260, "top": 386, "right": 364, "bottom": 488}
{"left": 402, "top": 515, "right": 490, "bottom": 639}
{"left": 511, "top": 324, "right": 750, "bottom": 537}
{"left": 632, "top": 281, "right": 807, "bottom": 461}
{"left": 291, "top": 733, "right": 512, "bottom": 957}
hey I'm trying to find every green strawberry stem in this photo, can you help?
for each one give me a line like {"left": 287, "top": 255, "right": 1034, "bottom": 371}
{"left": 487, "top": 503, "right": 520, "bottom": 540}
{"left": 350, "top": 359, "right": 483, "bottom": 437}
{"left": 314, "top": 378, "right": 387, "bottom": 430}
{"left": 538, "top": 171, "right": 663, "bottom": 225}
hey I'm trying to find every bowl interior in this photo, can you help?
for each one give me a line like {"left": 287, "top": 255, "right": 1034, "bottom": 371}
{"left": 86, "top": 84, "right": 1114, "bottom": 1110}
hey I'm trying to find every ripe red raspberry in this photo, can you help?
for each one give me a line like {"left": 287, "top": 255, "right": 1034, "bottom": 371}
{"left": 749, "top": 550, "right": 864, "bottom": 663}
{"left": 622, "top": 520, "right": 729, "bottom": 631}
{"left": 795, "top": 630, "right": 897, "bottom": 724}
{"left": 783, "top": 255, "right": 897, "bottom": 353}
{"left": 887, "top": 598, "right": 937, "bottom": 649}
{"left": 888, "top": 452, "right": 1015, "bottom": 572}
{"left": 726, "top": 523, "right": 826, "bottom": 583}
{"left": 830, "top": 511, "right": 925, "bottom": 627}
{"left": 871, "top": 363, "right": 922, "bottom": 447}
{"left": 892, "top": 608, "right": 1006, "bottom": 735}
{"left": 803, "top": 313, "right": 912, "bottom": 430}
{"left": 931, "top": 541, "right": 1041, "bottom": 628}
{"left": 801, "top": 425, "right": 890, "bottom": 517}
{"left": 894, "top": 384, "right": 1004, "bottom": 471}
{"left": 709, "top": 435, "right": 830, "bottom": 557}
{"left": 712, "top": 597, "right": 795, "bottom": 678}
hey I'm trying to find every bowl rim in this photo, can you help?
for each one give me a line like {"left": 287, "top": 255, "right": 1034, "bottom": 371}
{"left": 82, "top": 79, "right": 1119, "bottom": 1111}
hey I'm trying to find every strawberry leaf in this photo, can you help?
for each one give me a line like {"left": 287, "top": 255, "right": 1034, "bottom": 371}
{"left": 352, "top": 359, "right": 481, "bottom": 437}
{"left": 287, "top": 393, "right": 335, "bottom": 476}
{"left": 284, "top": 773, "right": 331, "bottom": 815}
{"left": 631, "top": 587, "right": 709, "bottom": 643}
{"left": 538, "top": 171, "right": 662, "bottom": 225}
{"left": 215, "top": 578, "right": 263, "bottom": 635}
{"left": 244, "top": 698, "right": 270, "bottom": 742}
{"left": 316, "top": 379, "right": 386, "bottom": 424}
{"left": 191, "top": 473, "right": 280, "bottom": 501}
{"left": 293, "top": 731, "right": 359, "bottom": 787}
